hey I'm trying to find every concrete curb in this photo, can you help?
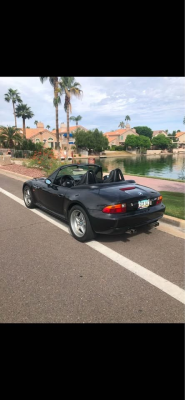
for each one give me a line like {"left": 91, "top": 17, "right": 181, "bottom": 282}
{"left": 0, "top": 169, "right": 35, "bottom": 182}
{"left": 0, "top": 167, "right": 184, "bottom": 231}
{"left": 162, "top": 215, "right": 185, "bottom": 229}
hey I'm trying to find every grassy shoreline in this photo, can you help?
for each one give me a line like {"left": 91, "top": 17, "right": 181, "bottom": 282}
{"left": 123, "top": 173, "right": 185, "bottom": 183}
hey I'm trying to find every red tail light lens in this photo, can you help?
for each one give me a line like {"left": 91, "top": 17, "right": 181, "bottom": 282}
{"left": 102, "top": 203, "right": 127, "bottom": 214}
{"left": 156, "top": 196, "right": 162, "bottom": 205}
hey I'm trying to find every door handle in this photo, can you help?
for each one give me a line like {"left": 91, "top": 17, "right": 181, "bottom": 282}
{"left": 58, "top": 194, "right": 64, "bottom": 197}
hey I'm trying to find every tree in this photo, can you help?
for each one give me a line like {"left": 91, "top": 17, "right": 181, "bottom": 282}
{"left": 34, "top": 120, "right": 38, "bottom": 127}
{"left": 4, "top": 89, "right": 22, "bottom": 127}
{"left": 133, "top": 126, "right": 153, "bottom": 140}
{"left": 15, "top": 104, "right": 34, "bottom": 137}
{"left": 167, "top": 133, "right": 178, "bottom": 142}
{"left": 177, "top": 130, "right": 180, "bottom": 132}
{"left": 118, "top": 121, "right": 125, "bottom": 128}
{"left": 0, "top": 126, "right": 22, "bottom": 148}
{"left": 46, "top": 125, "right": 51, "bottom": 130}
{"left": 74, "top": 128, "right": 108, "bottom": 153}
{"left": 125, "top": 135, "right": 138, "bottom": 148}
{"left": 152, "top": 134, "right": 171, "bottom": 149}
{"left": 125, "top": 115, "right": 131, "bottom": 124}
{"left": 26, "top": 126, "right": 30, "bottom": 128}
{"left": 138, "top": 135, "right": 151, "bottom": 151}
{"left": 40, "top": 77, "right": 61, "bottom": 153}
{"left": 165, "top": 129, "right": 168, "bottom": 134}
{"left": 69, "top": 115, "right": 82, "bottom": 126}
{"left": 59, "top": 77, "right": 82, "bottom": 159}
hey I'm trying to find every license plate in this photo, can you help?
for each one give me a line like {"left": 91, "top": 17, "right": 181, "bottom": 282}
{"left": 138, "top": 199, "right": 149, "bottom": 209}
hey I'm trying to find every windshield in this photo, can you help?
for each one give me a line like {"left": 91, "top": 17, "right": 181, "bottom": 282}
{"left": 49, "top": 163, "right": 102, "bottom": 182}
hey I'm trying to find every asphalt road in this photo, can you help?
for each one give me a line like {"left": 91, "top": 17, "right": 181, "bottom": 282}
{"left": 0, "top": 174, "right": 184, "bottom": 323}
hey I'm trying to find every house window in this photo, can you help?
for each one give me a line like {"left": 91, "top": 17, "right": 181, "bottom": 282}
{"left": 121, "top": 135, "right": 123, "bottom": 140}
{"left": 55, "top": 142, "right": 60, "bottom": 149}
{"left": 48, "top": 138, "right": 53, "bottom": 141}
{"left": 36, "top": 139, "right": 40, "bottom": 142}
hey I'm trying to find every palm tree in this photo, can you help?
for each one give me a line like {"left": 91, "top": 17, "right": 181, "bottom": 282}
{"left": 46, "top": 125, "right": 51, "bottom": 130}
{"left": 15, "top": 104, "right": 34, "bottom": 137}
{"left": 183, "top": 117, "right": 185, "bottom": 124}
{"left": 59, "top": 77, "right": 82, "bottom": 159}
{"left": 69, "top": 115, "right": 82, "bottom": 126}
{"left": 0, "top": 126, "right": 22, "bottom": 148}
{"left": 118, "top": 121, "right": 125, "bottom": 128}
{"left": 40, "top": 77, "right": 61, "bottom": 152}
{"left": 125, "top": 115, "right": 131, "bottom": 124}
{"left": 34, "top": 120, "right": 38, "bottom": 127}
{"left": 4, "top": 89, "right": 22, "bottom": 127}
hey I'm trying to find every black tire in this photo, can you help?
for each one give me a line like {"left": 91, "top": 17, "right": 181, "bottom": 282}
{"left": 23, "top": 185, "right": 35, "bottom": 209}
{"left": 69, "top": 205, "right": 95, "bottom": 242}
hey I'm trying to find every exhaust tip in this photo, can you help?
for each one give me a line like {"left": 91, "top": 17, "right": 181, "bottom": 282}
{"left": 154, "top": 222, "right": 159, "bottom": 227}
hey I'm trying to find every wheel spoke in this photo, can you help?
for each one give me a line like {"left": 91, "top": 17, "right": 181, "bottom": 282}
{"left": 71, "top": 209, "right": 86, "bottom": 238}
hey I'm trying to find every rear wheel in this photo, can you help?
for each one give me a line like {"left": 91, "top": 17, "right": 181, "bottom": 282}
{"left": 69, "top": 205, "right": 95, "bottom": 242}
{"left": 23, "top": 185, "right": 35, "bottom": 209}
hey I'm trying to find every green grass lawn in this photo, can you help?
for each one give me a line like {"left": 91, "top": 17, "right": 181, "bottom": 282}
{"left": 160, "top": 191, "right": 185, "bottom": 220}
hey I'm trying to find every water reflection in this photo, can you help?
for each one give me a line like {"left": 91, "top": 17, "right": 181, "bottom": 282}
{"left": 82, "top": 154, "right": 185, "bottom": 180}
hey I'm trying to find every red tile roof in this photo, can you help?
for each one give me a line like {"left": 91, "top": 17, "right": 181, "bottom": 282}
{"left": 176, "top": 132, "right": 185, "bottom": 138}
{"left": 51, "top": 125, "right": 88, "bottom": 134}
{"left": 104, "top": 129, "right": 127, "bottom": 136}
{"left": 25, "top": 128, "right": 51, "bottom": 139}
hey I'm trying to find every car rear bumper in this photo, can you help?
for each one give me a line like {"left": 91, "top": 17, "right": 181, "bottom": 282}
{"left": 88, "top": 204, "right": 166, "bottom": 234}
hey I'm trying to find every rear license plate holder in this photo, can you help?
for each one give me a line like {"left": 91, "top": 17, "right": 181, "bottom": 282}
{"left": 138, "top": 199, "right": 149, "bottom": 209}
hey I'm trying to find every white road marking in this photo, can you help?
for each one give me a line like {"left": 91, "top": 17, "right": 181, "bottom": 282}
{"left": 0, "top": 187, "right": 185, "bottom": 305}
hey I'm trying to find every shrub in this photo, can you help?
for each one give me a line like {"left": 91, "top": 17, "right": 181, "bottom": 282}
{"left": 115, "top": 145, "right": 126, "bottom": 151}
{"left": 27, "top": 149, "right": 61, "bottom": 174}
{"left": 14, "top": 150, "right": 23, "bottom": 158}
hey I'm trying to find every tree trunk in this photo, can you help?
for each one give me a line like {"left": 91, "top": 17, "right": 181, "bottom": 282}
{"left": 23, "top": 118, "right": 26, "bottom": 138}
{"left": 13, "top": 102, "right": 17, "bottom": 127}
{"left": 54, "top": 79, "right": 60, "bottom": 158}
{"left": 66, "top": 103, "right": 70, "bottom": 160}
{"left": 76, "top": 121, "right": 78, "bottom": 125}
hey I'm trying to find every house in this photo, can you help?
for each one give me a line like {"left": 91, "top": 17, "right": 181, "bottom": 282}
{"left": 103, "top": 124, "right": 139, "bottom": 146}
{"left": 152, "top": 130, "right": 168, "bottom": 137}
{"left": 175, "top": 132, "right": 185, "bottom": 148}
{"left": 25, "top": 122, "right": 88, "bottom": 155}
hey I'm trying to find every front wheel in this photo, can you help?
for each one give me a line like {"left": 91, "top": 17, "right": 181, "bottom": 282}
{"left": 23, "top": 185, "right": 35, "bottom": 209}
{"left": 69, "top": 205, "right": 95, "bottom": 242}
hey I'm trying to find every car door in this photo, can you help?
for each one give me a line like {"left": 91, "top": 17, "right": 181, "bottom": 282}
{"left": 39, "top": 181, "right": 66, "bottom": 217}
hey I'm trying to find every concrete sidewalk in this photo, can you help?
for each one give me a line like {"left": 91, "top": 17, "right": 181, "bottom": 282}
{"left": 125, "top": 175, "right": 185, "bottom": 193}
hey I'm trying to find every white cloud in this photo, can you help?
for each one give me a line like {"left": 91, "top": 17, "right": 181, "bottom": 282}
{"left": 0, "top": 76, "right": 184, "bottom": 133}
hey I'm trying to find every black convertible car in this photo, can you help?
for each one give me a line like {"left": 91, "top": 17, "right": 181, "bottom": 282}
{"left": 22, "top": 163, "right": 165, "bottom": 242}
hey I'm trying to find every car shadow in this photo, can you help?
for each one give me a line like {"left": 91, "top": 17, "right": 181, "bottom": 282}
{"left": 96, "top": 224, "right": 154, "bottom": 243}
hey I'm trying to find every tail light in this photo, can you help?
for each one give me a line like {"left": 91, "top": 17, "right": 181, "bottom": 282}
{"left": 156, "top": 196, "right": 162, "bottom": 205}
{"left": 102, "top": 203, "right": 127, "bottom": 214}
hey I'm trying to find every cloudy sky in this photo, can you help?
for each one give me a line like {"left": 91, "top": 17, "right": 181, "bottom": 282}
{"left": 0, "top": 77, "right": 184, "bottom": 133}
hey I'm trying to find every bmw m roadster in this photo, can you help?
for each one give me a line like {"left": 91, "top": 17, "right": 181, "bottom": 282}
{"left": 23, "top": 163, "right": 165, "bottom": 242}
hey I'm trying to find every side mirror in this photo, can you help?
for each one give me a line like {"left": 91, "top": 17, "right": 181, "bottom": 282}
{"left": 46, "top": 179, "right": 51, "bottom": 185}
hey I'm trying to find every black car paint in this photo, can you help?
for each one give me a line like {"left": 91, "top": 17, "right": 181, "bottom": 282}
{"left": 23, "top": 164, "right": 165, "bottom": 234}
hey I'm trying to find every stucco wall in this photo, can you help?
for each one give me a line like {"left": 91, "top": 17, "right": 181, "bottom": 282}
{"left": 178, "top": 134, "right": 185, "bottom": 143}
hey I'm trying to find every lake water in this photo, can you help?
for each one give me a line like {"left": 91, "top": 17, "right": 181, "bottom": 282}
{"left": 82, "top": 154, "right": 185, "bottom": 180}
